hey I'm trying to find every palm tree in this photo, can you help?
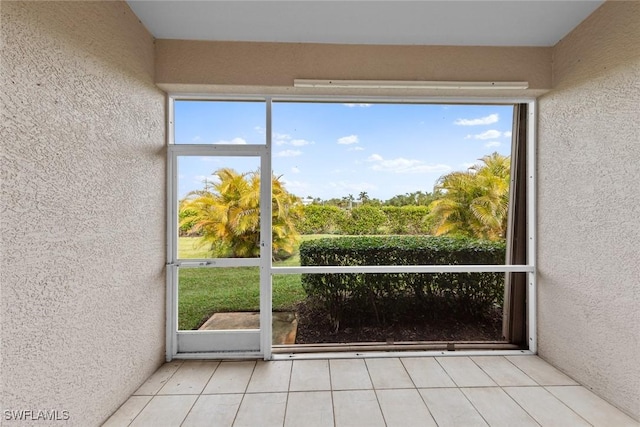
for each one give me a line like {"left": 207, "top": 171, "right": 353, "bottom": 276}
{"left": 358, "top": 191, "right": 370, "bottom": 204}
{"left": 429, "top": 153, "right": 510, "bottom": 241}
{"left": 179, "top": 168, "right": 303, "bottom": 259}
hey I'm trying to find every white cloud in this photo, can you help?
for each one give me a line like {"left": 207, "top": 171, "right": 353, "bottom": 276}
{"left": 343, "top": 103, "right": 372, "bottom": 108}
{"left": 349, "top": 146, "right": 365, "bottom": 151}
{"left": 465, "top": 130, "right": 502, "bottom": 140}
{"left": 454, "top": 113, "right": 499, "bottom": 126}
{"left": 328, "top": 181, "right": 377, "bottom": 193}
{"left": 367, "top": 153, "right": 451, "bottom": 174}
{"left": 213, "top": 137, "right": 247, "bottom": 145}
{"left": 281, "top": 179, "right": 308, "bottom": 193}
{"left": 276, "top": 149, "right": 302, "bottom": 157}
{"left": 290, "top": 139, "right": 312, "bottom": 146}
{"left": 273, "top": 133, "right": 292, "bottom": 145}
{"left": 254, "top": 126, "right": 265, "bottom": 135}
{"left": 503, "top": 131, "right": 513, "bottom": 138}
{"left": 291, "top": 167, "right": 301, "bottom": 174}
{"left": 337, "top": 135, "right": 359, "bottom": 145}
{"left": 273, "top": 133, "right": 313, "bottom": 146}
{"left": 485, "top": 141, "right": 501, "bottom": 148}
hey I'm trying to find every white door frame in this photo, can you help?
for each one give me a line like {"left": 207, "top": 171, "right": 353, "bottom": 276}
{"left": 166, "top": 96, "right": 273, "bottom": 360}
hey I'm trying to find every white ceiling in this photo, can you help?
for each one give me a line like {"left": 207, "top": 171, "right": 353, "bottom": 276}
{"left": 127, "top": 0, "right": 604, "bottom": 47}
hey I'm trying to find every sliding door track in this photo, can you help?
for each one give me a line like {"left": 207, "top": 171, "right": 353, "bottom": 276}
{"left": 273, "top": 340, "right": 521, "bottom": 355}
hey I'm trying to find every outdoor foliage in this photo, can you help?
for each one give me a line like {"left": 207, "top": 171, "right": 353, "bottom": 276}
{"left": 338, "top": 205, "right": 388, "bottom": 235}
{"left": 381, "top": 206, "right": 432, "bottom": 234}
{"left": 296, "top": 205, "right": 346, "bottom": 234}
{"left": 428, "top": 153, "right": 510, "bottom": 241}
{"left": 295, "top": 205, "right": 432, "bottom": 235}
{"left": 385, "top": 191, "right": 437, "bottom": 207}
{"left": 179, "top": 168, "right": 303, "bottom": 259}
{"left": 300, "top": 236, "right": 506, "bottom": 330}
{"left": 178, "top": 206, "right": 200, "bottom": 236}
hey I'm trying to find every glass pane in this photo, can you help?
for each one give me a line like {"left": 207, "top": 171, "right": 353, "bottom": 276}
{"left": 178, "top": 267, "right": 260, "bottom": 331}
{"left": 174, "top": 100, "right": 265, "bottom": 144}
{"left": 178, "top": 156, "right": 261, "bottom": 259}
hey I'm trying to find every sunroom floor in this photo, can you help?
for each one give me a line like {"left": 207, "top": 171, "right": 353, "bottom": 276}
{"left": 104, "top": 355, "right": 638, "bottom": 426}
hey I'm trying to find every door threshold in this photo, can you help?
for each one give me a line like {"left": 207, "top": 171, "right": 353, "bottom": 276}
{"left": 272, "top": 340, "right": 520, "bottom": 354}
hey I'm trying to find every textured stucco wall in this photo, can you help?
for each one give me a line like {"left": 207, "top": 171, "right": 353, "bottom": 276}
{"left": 1, "top": 2, "right": 166, "bottom": 425}
{"left": 155, "top": 39, "right": 551, "bottom": 97}
{"left": 538, "top": 1, "right": 640, "bottom": 419}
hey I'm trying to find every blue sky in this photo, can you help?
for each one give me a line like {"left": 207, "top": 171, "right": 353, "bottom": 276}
{"left": 175, "top": 101, "right": 513, "bottom": 200}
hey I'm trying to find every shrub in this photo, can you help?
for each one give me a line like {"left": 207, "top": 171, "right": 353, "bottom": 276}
{"left": 381, "top": 206, "right": 431, "bottom": 234}
{"left": 300, "top": 236, "right": 506, "bottom": 330}
{"left": 178, "top": 206, "right": 201, "bottom": 236}
{"left": 338, "top": 205, "right": 387, "bottom": 235}
{"left": 296, "top": 205, "right": 346, "bottom": 234}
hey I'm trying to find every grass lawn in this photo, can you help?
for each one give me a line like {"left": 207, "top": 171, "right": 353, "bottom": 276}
{"left": 178, "top": 234, "right": 337, "bottom": 330}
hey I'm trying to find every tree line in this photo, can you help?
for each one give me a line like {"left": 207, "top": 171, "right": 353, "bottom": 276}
{"left": 179, "top": 153, "right": 510, "bottom": 258}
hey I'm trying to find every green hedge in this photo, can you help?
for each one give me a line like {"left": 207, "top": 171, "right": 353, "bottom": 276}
{"left": 381, "top": 206, "right": 432, "bottom": 234}
{"left": 338, "top": 205, "right": 387, "bottom": 235}
{"left": 295, "top": 205, "right": 432, "bottom": 235}
{"left": 300, "top": 236, "right": 506, "bottom": 330}
{"left": 296, "top": 205, "right": 346, "bottom": 234}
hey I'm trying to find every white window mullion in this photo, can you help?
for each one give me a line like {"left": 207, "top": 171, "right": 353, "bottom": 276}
{"left": 166, "top": 95, "right": 178, "bottom": 360}
{"left": 527, "top": 100, "right": 537, "bottom": 353}
{"left": 260, "top": 97, "right": 274, "bottom": 360}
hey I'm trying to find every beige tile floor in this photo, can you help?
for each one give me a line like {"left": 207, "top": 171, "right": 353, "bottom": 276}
{"left": 104, "top": 355, "right": 639, "bottom": 427}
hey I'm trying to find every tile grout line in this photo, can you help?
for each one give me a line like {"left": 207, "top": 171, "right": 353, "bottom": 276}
{"left": 179, "top": 361, "right": 222, "bottom": 427}
{"left": 125, "top": 396, "right": 154, "bottom": 427}
{"left": 502, "top": 356, "right": 544, "bottom": 386}
{"left": 232, "top": 361, "right": 258, "bottom": 426}
{"left": 126, "top": 360, "right": 186, "bottom": 426}
{"left": 495, "top": 385, "right": 542, "bottom": 427}
{"left": 542, "top": 385, "right": 598, "bottom": 426}
{"left": 438, "top": 357, "right": 492, "bottom": 427}
{"left": 466, "top": 357, "right": 586, "bottom": 427}
{"left": 363, "top": 358, "right": 390, "bottom": 426}
{"left": 282, "top": 360, "right": 293, "bottom": 427}
{"left": 399, "top": 357, "right": 419, "bottom": 390}
{"left": 147, "top": 360, "right": 185, "bottom": 395}
{"left": 433, "top": 356, "right": 462, "bottom": 388}
{"left": 178, "top": 395, "right": 200, "bottom": 427}
{"left": 399, "top": 358, "right": 439, "bottom": 426}
{"left": 230, "top": 361, "right": 260, "bottom": 427}
{"left": 327, "top": 359, "right": 337, "bottom": 427}
{"left": 502, "top": 355, "right": 594, "bottom": 423}
{"left": 457, "top": 387, "right": 493, "bottom": 427}
{"left": 460, "top": 357, "right": 542, "bottom": 426}
{"left": 282, "top": 360, "right": 295, "bottom": 426}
